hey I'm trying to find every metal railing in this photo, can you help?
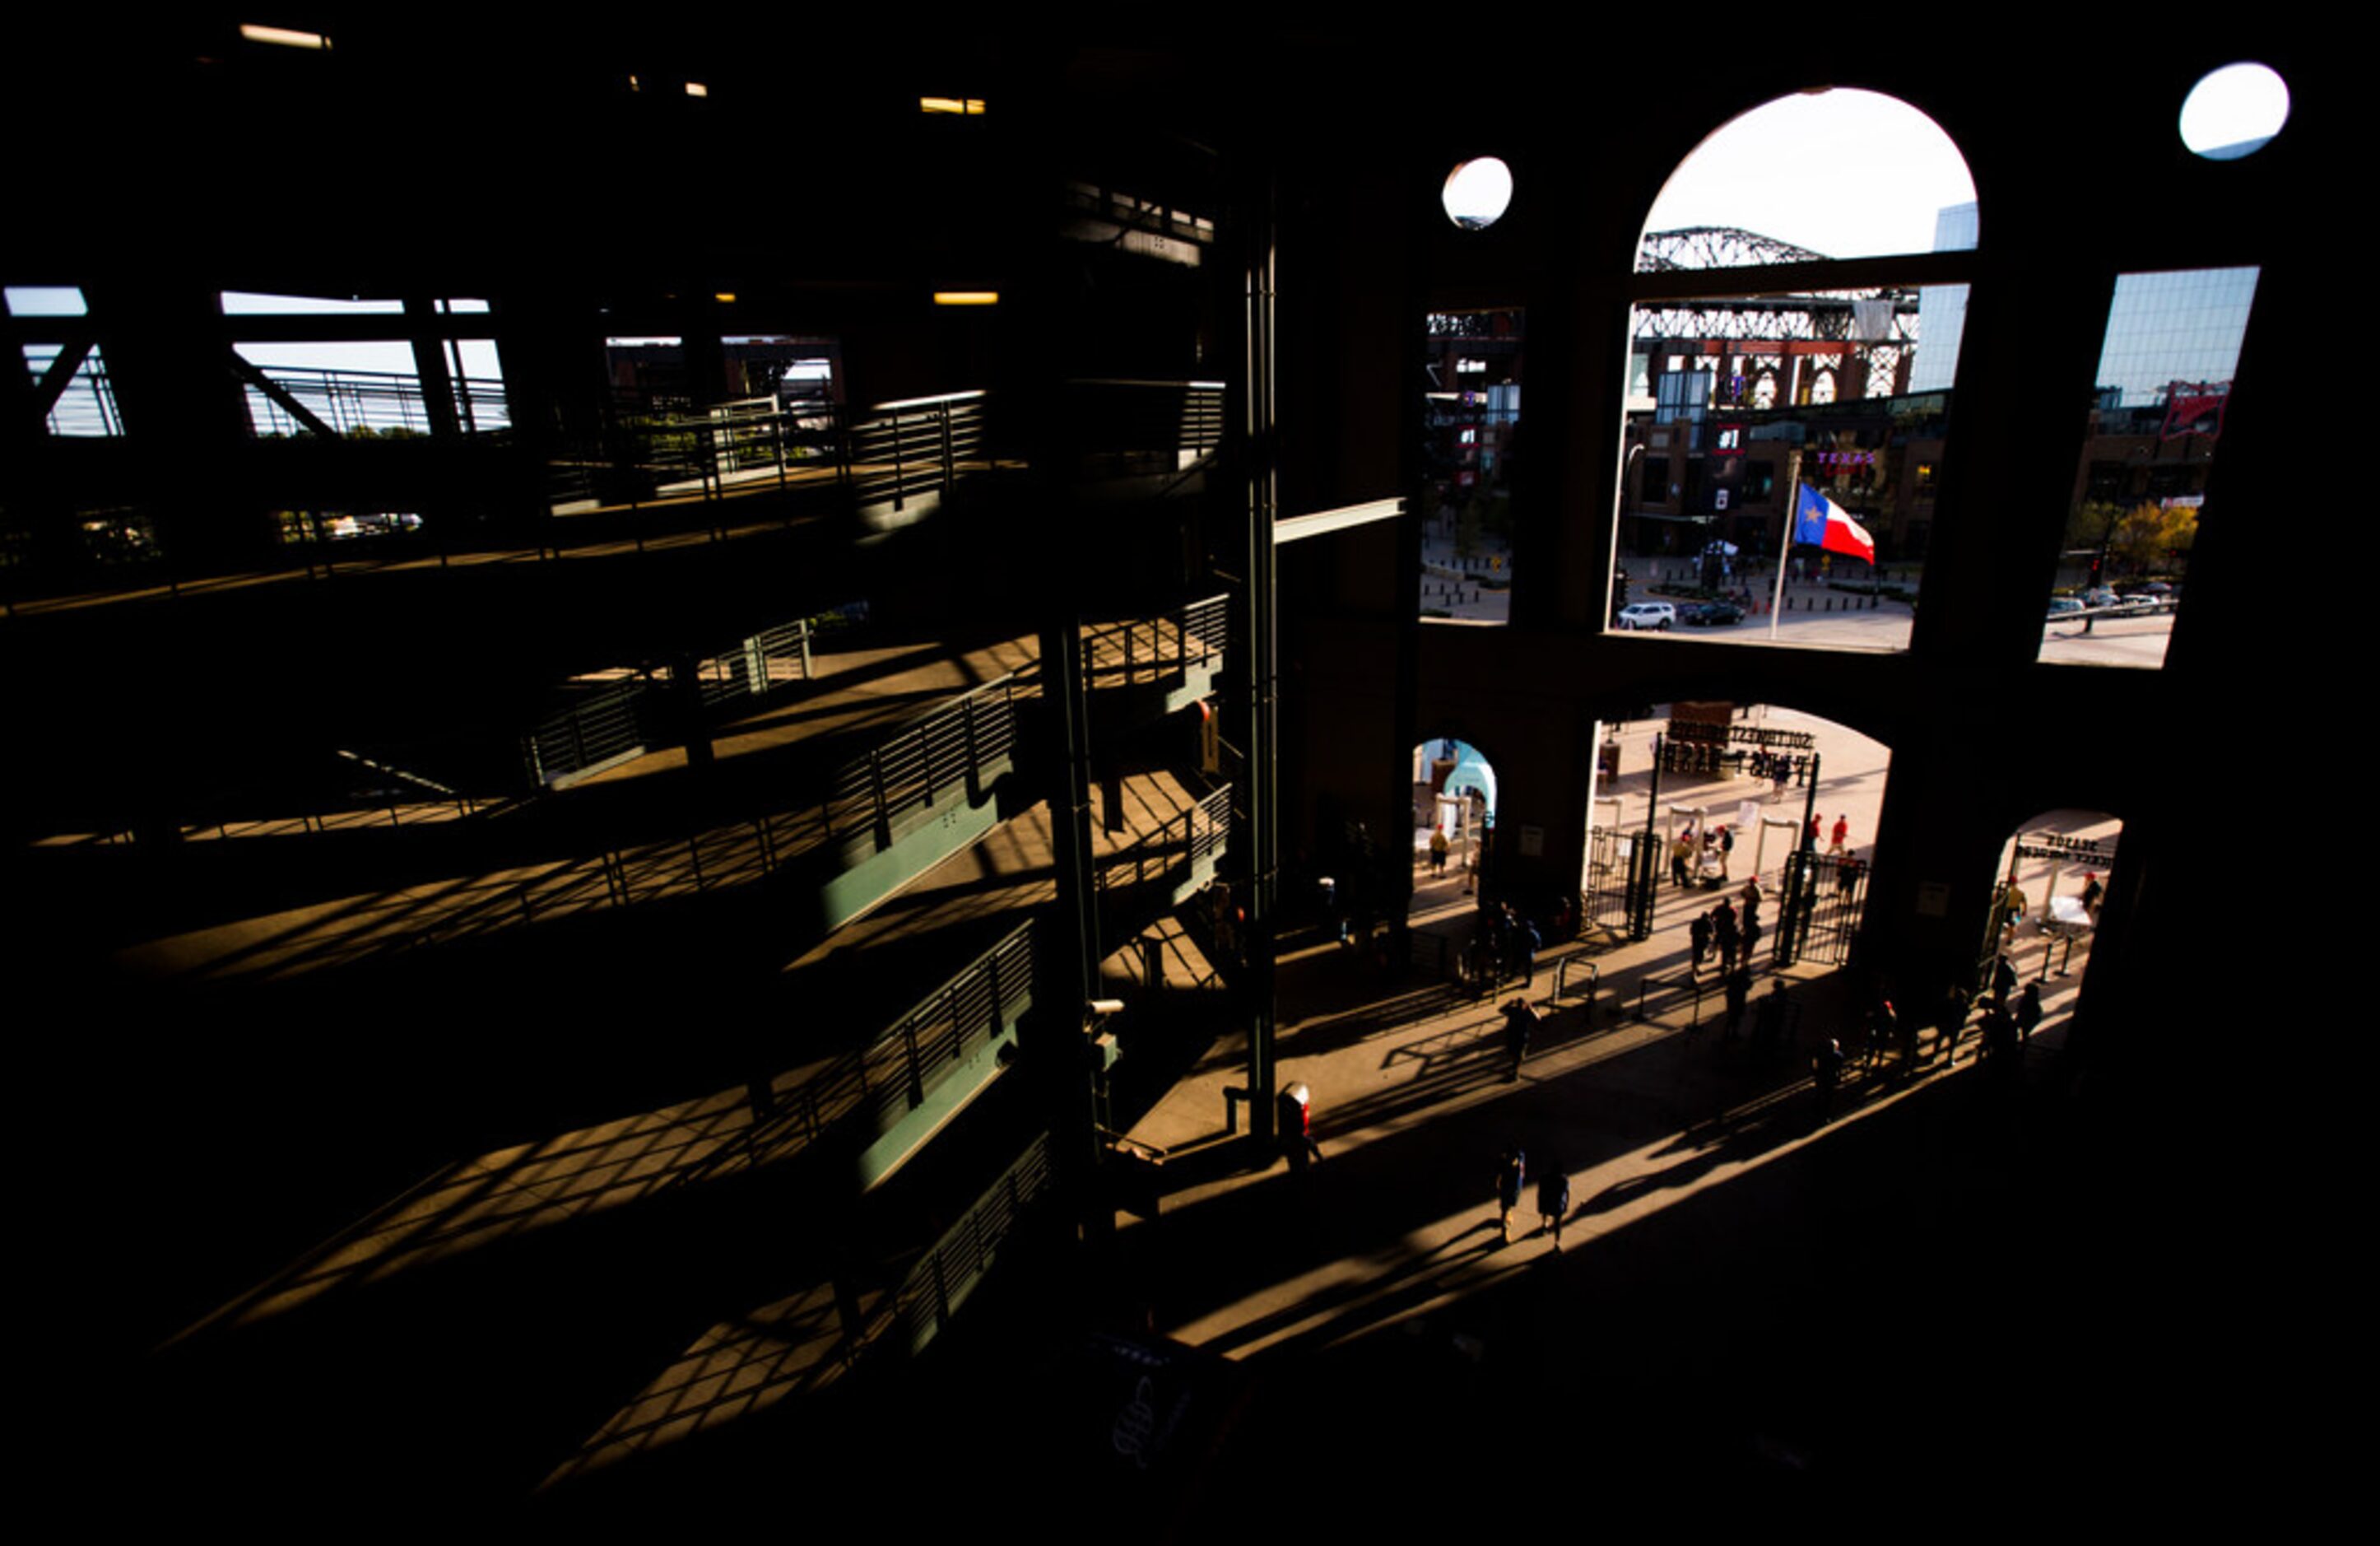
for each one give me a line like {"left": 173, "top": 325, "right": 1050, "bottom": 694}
{"left": 523, "top": 676, "right": 659, "bottom": 786}
{"left": 692, "top": 618, "right": 815, "bottom": 707}
{"left": 848, "top": 391, "right": 984, "bottom": 515}
{"left": 548, "top": 389, "right": 986, "bottom": 517}
{"left": 1095, "top": 784, "right": 1232, "bottom": 894}
{"left": 243, "top": 364, "right": 512, "bottom": 438}
{"left": 523, "top": 619, "right": 820, "bottom": 785}
{"left": 893, "top": 1133, "right": 1053, "bottom": 1357}
{"left": 26, "top": 342, "right": 123, "bottom": 437}
{"left": 823, "top": 674, "right": 1019, "bottom": 854}
{"left": 1081, "top": 593, "right": 1227, "bottom": 690}
{"left": 707, "top": 922, "right": 1037, "bottom": 1182}
{"left": 1065, "top": 379, "right": 1225, "bottom": 467}
{"left": 858, "top": 922, "right": 1035, "bottom": 1133}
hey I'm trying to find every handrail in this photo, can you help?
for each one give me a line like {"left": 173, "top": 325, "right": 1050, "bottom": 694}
{"left": 715, "top": 921, "right": 1038, "bottom": 1180}
{"left": 823, "top": 673, "right": 1018, "bottom": 851}
{"left": 242, "top": 363, "right": 511, "bottom": 438}
{"left": 1095, "top": 784, "right": 1231, "bottom": 894}
{"left": 1080, "top": 592, "right": 1228, "bottom": 690}
{"left": 893, "top": 1133, "right": 1053, "bottom": 1356}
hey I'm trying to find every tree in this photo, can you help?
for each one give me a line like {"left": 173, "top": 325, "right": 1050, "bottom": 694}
{"left": 2110, "top": 501, "right": 2195, "bottom": 575}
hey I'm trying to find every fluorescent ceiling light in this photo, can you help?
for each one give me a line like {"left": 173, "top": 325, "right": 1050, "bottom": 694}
{"left": 933, "top": 291, "right": 999, "bottom": 306}
{"left": 919, "top": 97, "right": 986, "bottom": 114}
{"left": 239, "top": 24, "right": 331, "bottom": 50}
{"left": 684, "top": 81, "right": 709, "bottom": 98}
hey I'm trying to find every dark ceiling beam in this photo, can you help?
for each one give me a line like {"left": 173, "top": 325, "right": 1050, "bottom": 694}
{"left": 29, "top": 336, "right": 94, "bottom": 417}
{"left": 225, "top": 351, "right": 338, "bottom": 438}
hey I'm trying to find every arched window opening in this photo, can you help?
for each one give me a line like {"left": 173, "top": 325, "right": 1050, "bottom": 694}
{"left": 1613, "top": 89, "right": 1976, "bottom": 654}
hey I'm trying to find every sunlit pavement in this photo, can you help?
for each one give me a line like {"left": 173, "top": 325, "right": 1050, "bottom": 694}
{"left": 1095, "top": 713, "right": 2136, "bottom": 1519}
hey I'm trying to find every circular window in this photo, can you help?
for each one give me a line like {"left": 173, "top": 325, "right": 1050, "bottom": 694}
{"left": 1442, "top": 157, "right": 1514, "bottom": 231}
{"left": 2179, "top": 62, "right": 2289, "bottom": 160}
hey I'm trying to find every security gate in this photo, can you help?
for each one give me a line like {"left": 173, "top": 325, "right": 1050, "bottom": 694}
{"left": 1584, "top": 824, "right": 1633, "bottom": 934}
{"left": 1775, "top": 849, "right": 1869, "bottom": 967}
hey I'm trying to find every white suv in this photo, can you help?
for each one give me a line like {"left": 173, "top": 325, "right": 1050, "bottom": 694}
{"left": 1616, "top": 602, "right": 1676, "bottom": 631}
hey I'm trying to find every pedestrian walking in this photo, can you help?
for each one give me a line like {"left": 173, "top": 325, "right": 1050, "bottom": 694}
{"left": 1536, "top": 1162, "right": 1571, "bottom": 1250}
{"left": 1713, "top": 900, "right": 1740, "bottom": 975}
{"left": 1991, "top": 952, "right": 2018, "bottom": 1004}
{"left": 1866, "top": 996, "right": 1898, "bottom": 1071}
{"left": 1829, "top": 815, "right": 1849, "bottom": 855}
{"left": 1718, "top": 823, "right": 1735, "bottom": 879}
{"left": 2016, "top": 981, "right": 2043, "bottom": 1045}
{"left": 1690, "top": 912, "right": 1713, "bottom": 973}
{"left": 1429, "top": 827, "right": 1450, "bottom": 876}
{"left": 1501, "top": 997, "right": 1540, "bottom": 1080}
{"left": 2080, "top": 872, "right": 2103, "bottom": 920}
{"left": 1495, "top": 1148, "right": 1527, "bottom": 1242}
{"left": 1723, "top": 964, "right": 1752, "bottom": 1037}
{"left": 1508, "top": 912, "right": 1541, "bottom": 990}
{"left": 1754, "top": 976, "right": 1792, "bottom": 1055}
{"left": 1811, "top": 1036, "right": 1846, "bottom": 1120}
{"left": 1740, "top": 910, "right": 1762, "bottom": 967}
{"left": 1935, "top": 985, "right": 1970, "bottom": 1064}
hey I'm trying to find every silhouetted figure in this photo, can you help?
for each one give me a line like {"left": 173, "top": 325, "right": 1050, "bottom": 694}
{"left": 1505, "top": 909, "right": 1540, "bottom": 989}
{"left": 1811, "top": 1036, "right": 1846, "bottom": 1120}
{"left": 1754, "top": 977, "right": 1792, "bottom": 1056}
{"left": 1936, "top": 985, "right": 1971, "bottom": 1064}
{"left": 1536, "top": 1162, "right": 1571, "bottom": 1250}
{"left": 1723, "top": 966, "right": 1753, "bottom": 1038}
{"left": 1278, "top": 1083, "right": 1322, "bottom": 1168}
{"left": 1501, "top": 998, "right": 1540, "bottom": 1080}
{"left": 1866, "top": 998, "right": 1899, "bottom": 1071}
{"left": 1690, "top": 913, "right": 1713, "bottom": 973}
{"left": 2017, "top": 981, "right": 2044, "bottom": 1045}
{"left": 1496, "top": 1148, "right": 1527, "bottom": 1242}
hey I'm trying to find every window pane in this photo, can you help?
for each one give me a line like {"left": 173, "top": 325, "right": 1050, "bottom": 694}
{"left": 2038, "top": 268, "right": 2258, "bottom": 669}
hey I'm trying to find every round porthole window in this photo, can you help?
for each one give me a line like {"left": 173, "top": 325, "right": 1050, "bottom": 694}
{"left": 1442, "top": 157, "right": 1514, "bottom": 231}
{"left": 2179, "top": 62, "right": 2289, "bottom": 160}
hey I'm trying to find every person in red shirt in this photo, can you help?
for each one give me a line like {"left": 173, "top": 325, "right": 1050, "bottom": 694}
{"left": 1829, "top": 815, "right": 1849, "bottom": 854}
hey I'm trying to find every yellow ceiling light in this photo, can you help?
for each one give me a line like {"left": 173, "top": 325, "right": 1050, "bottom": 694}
{"left": 919, "top": 97, "right": 987, "bottom": 115}
{"left": 239, "top": 24, "right": 331, "bottom": 50}
{"left": 714, "top": 293, "right": 737, "bottom": 304}
{"left": 932, "top": 291, "right": 999, "bottom": 307}
{"left": 684, "top": 81, "right": 709, "bottom": 98}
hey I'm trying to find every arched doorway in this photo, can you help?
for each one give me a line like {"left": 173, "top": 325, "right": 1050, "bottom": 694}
{"left": 1582, "top": 699, "right": 1891, "bottom": 1010}
{"left": 1411, "top": 735, "right": 1498, "bottom": 904}
{"left": 1978, "top": 808, "right": 2122, "bottom": 1061}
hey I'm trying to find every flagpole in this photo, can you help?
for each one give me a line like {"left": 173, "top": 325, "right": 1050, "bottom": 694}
{"left": 1769, "top": 451, "right": 1801, "bottom": 641}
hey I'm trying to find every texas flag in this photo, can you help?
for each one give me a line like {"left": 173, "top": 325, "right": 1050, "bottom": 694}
{"left": 1793, "top": 482, "right": 1876, "bottom": 564}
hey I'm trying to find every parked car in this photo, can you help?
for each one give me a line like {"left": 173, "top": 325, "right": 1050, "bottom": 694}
{"left": 2083, "top": 586, "right": 2119, "bottom": 608}
{"left": 2045, "top": 597, "right": 2085, "bottom": 622}
{"left": 1683, "top": 599, "right": 1745, "bottom": 626}
{"left": 1615, "top": 602, "right": 1676, "bottom": 631}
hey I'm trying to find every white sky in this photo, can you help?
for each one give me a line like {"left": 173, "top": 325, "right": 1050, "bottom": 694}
{"left": 1642, "top": 88, "right": 1977, "bottom": 259}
